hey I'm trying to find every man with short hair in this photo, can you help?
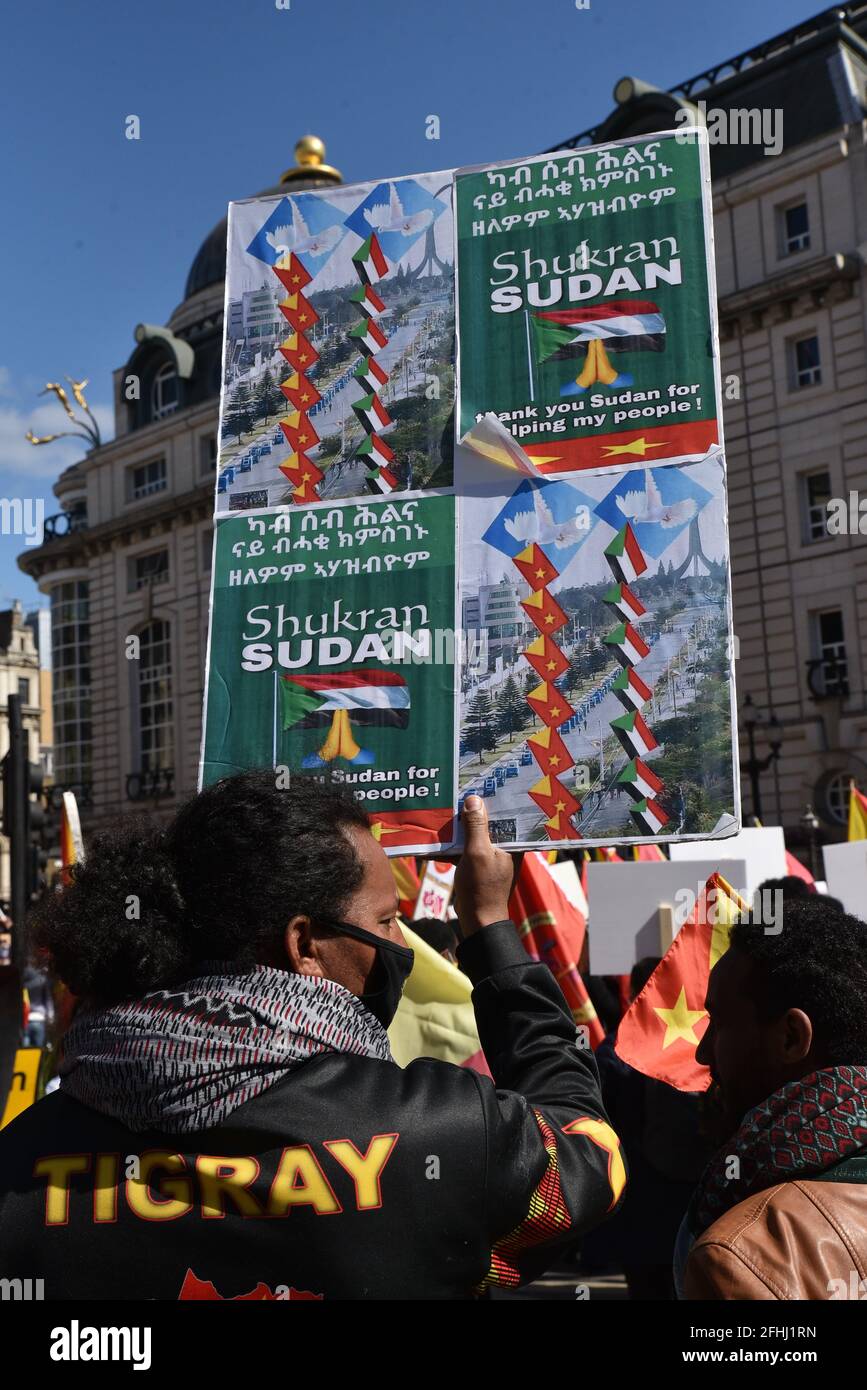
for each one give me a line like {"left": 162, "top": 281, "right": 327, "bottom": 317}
{"left": 681, "top": 897, "right": 867, "bottom": 1299}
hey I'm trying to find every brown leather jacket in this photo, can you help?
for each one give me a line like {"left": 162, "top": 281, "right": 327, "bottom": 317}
{"left": 684, "top": 1178, "right": 867, "bottom": 1300}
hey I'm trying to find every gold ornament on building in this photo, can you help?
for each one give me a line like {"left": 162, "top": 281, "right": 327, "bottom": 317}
{"left": 26, "top": 375, "right": 102, "bottom": 449}
{"left": 280, "top": 135, "right": 342, "bottom": 186}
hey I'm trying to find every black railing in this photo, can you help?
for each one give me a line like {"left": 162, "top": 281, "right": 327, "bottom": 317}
{"left": 126, "top": 768, "right": 175, "bottom": 801}
{"left": 43, "top": 509, "right": 88, "bottom": 541}
{"left": 549, "top": 4, "right": 867, "bottom": 150}
{"left": 43, "top": 781, "right": 94, "bottom": 811}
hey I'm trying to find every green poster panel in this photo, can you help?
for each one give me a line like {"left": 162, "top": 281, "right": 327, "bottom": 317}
{"left": 456, "top": 132, "right": 720, "bottom": 474}
{"left": 201, "top": 492, "right": 457, "bottom": 852}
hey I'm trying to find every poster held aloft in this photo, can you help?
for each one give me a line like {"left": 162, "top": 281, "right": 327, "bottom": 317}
{"left": 200, "top": 128, "right": 739, "bottom": 853}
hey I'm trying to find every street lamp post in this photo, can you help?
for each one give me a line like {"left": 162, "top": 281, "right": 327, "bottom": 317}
{"left": 741, "top": 694, "right": 783, "bottom": 823}
{"left": 800, "top": 805, "right": 820, "bottom": 879}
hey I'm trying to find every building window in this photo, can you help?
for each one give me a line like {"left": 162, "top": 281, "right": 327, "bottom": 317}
{"left": 17, "top": 677, "right": 31, "bottom": 706}
{"left": 130, "top": 549, "right": 170, "bottom": 592}
{"left": 792, "top": 335, "right": 821, "bottom": 389}
{"left": 50, "top": 580, "right": 92, "bottom": 789}
{"left": 136, "top": 620, "right": 173, "bottom": 773}
{"left": 129, "top": 458, "right": 167, "bottom": 501}
{"left": 813, "top": 608, "right": 848, "bottom": 696}
{"left": 200, "top": 435, "right": 217, "bottom": 474}
{"left": 801, "top": 469, "right": 832, "bottom": 542}
{"left": 151, "top": 363, "right": 179, "bottom": 421}
{"left": 202, "top": 529, "right": 213, "bottom": 570}
{"left": 782, "top": 202, "right": 810, "bottom": 255}
{"left": 825, "top": 773, "right": 849, "bottom": 825}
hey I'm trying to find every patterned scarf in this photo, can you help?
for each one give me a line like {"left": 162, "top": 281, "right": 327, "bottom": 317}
{"left": 60, "top": 962, "right": 393, "bottom": 1134}
{"left": 689, "top": 1064, "right": 867, "bottom": 1239}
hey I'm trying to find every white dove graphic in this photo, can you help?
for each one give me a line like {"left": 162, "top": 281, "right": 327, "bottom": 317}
{"left": 363, "top": 182, "right": 434, "bottom": 237}
{"left": 265, "top": 200, "right": 343, "bottom": 258}
{"left": 615, "top": 468, "right": 697, "bottom": 528}
{"left": 504, "top": 486, "right": 587, "bottom": 550}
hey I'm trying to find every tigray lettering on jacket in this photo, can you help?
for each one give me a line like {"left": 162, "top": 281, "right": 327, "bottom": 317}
{"left": 34, "top": 1135, "right": 399, "bottom": 1225}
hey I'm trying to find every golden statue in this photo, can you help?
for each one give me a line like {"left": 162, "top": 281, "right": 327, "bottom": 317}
{"left": 26, "top": 375, "right": 101, "bottom": 449}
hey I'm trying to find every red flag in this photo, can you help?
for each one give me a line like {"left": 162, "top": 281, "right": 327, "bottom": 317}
{"left": 527, "top": 724, "right": 573, "bottom": 777}
{"left": 614, "top": 873, "right": 748, "bottom": 1090}
{"left": 272, "top": 252, "right": 312, "bottom": 292}
{"left": 521, "top": 588, "right": 568, "bottom": 637}
{"left": 280, "top": 372, "right": 322, "bottom": 411}
{"left": 278, "top": 334, "right": 319, "bottom": 372}
{"left": 390, "top": 856, "right": 421, "bottom": 919}
{"left": 784, "top": 850, "right": 815, "bottom": 888}
{"left": 528, "top": 775, "right": 581, "bottom": 820}
{"left": 513, "top": 543, "right": 560, "bottom": 592}
{"left": 525, "top": 681, "right": 574, "bottom": 729}
{"left": 279, "top": 455, "right": 324, "bottom": 487}
{"left": 523, "top": 634, "right": 570, "bottom": 682}
{"left": 278, "top": 293, "right": 319, "bottom": 333}
{"left": 544, "top": 810, "right": 580, "bottom": 841}
{"left": 634, "top": 843, "right": 666, "bottom": 862}
{"left": 509, "top": 854, "right": 603, "bottom": 1047}
{"left": 280, "top": 413, "right": 320, "bottom": 453}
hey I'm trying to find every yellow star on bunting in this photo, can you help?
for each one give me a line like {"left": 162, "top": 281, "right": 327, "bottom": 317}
{"left": 601, "top": 437, "right": 669, "bottom": 458}
{"left": 653, "top": 987, "right": 706, "bottom": 1049}
{"left": 370, "top": 821, "right": 404, "bottom": 843}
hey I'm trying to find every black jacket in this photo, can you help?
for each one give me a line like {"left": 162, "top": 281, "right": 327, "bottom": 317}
{"left": 0, "top": 924, "right": 624, "bottom": 1300}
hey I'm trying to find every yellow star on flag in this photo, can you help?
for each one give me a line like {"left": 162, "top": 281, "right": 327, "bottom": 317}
{"left": 653, "top": 987, "right": 706, "bottom": 1049}
{"left": 601, "top": 437, "right": 669, "bottom": 458}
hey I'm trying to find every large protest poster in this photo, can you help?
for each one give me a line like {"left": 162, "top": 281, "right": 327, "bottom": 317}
{"left": 453, "top": 131, "right": 739, "bottom": 847}
{"left": 200, "top": 131, "right": 739, "bottom": 852}
{"left": 217, "top": 169, "right": 454, "bottom": 514}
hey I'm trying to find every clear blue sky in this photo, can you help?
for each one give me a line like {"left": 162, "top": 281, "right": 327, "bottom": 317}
{"left": 0, "top": 0, "right": 823, "bottom": 608}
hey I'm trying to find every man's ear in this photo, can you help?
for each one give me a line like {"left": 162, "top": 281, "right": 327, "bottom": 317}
{"left": 780, "top": 1007, "right": 813, "bottom": 1066}
{"left": 284, "top": 915, "right": 325, "bottom": 978}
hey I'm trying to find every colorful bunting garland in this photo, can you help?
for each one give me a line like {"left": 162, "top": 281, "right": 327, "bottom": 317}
{"left": 348, "top": 232, "right": 397, "bottom": 493}
{"left": 513, "top": 539, "right": 581, "bottom": 841}
{"left": 273, "top": 253, "right": 323, "bottom": 506}
{"left": 603, "top": 524, "right": 668, "bottom": 838}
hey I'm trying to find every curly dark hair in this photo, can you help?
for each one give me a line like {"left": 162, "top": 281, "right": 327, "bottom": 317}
{"left": 30, "top": 770, "right": 371, "bottom": 1006}
{"left": 729, "top": 896, "right": 867, "bottom": 1065}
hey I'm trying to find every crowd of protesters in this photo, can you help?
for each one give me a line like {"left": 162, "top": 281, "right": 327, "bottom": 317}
{"left": 0, "top": 772, "right": 865, "bottom": 1300}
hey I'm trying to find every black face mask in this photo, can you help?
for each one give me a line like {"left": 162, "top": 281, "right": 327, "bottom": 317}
{"left": 324, "top": 921, "right": 414, "bottom": 1029}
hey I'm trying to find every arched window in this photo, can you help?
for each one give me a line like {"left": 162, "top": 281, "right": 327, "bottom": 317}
{"left": 151, "top": 362, "right": 179, "bottom": 421}
{"left": 137, "top": 620, "right": 174, "bottom": 772}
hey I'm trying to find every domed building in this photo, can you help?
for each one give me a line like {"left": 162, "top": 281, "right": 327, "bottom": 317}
{"left": 18, "top": 140, "right": 342, "bottom": 832}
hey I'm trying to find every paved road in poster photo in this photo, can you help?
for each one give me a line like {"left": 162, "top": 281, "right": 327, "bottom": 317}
{"left": 461, "top": 605, "right": 716, "bottom": 843}
{"left": 220, "top": 302, "right": 445, "bottom": 509}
